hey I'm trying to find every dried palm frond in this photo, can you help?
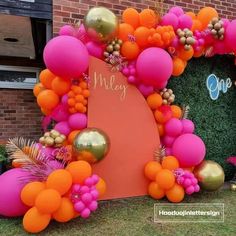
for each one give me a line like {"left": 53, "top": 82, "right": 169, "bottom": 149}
{"left": 181, "top": 105, "right": 190, "bottom": 119}
{"left": 154, "top": 145, "right": 166, "bottom": 163}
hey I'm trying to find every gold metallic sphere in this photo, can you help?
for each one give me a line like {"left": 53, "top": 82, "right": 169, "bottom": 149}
{"left": 73, "top": 128, "right": 110, "bottom": 164}
{"left": 194, "top": 160, "right": 225, "bottom": 191}
{"left": 84, "top": 7, "right": 118, "bottom": 42}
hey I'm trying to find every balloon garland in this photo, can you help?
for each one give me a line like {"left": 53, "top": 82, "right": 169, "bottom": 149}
{"left": 0, "top": 5, "right": 235, "bottom": 233}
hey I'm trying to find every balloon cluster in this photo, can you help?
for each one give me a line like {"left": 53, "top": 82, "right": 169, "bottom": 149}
{"left": 160, "top": 88, "right": 175, "bottom": 105}
{"left": 104, "top": 38, "right": 123, "bottom": 61}
{"left": 39, "top": 129, "right": 66, "bottom": 147}
{"left": 208, "top": 17, "right": 225, "bottom": 40}
{"left": 176, "top": 28, "right": 195, "bottom": 50}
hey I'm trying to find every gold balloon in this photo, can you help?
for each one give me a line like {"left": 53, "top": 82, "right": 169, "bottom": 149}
{"left": 73, "top": 128, "right": 110, "bottom": 164}
{"left": 84, "top": 7, "right": 118, "bottom": 42}
{"left": 194, "top": 160, "right": 225, "bottom": 191}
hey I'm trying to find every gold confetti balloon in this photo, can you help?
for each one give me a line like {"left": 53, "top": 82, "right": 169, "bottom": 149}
{"left": 194, "top": 160, "right": 225, "bottom": 191}
{"left": 73, "top": 128, "right": 110, "bottom": 164}
{"left": 84, "top": 7, "right": 118, "bottom": 42}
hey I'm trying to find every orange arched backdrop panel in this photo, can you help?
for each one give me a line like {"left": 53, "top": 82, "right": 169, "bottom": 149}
{"left": 88, "top": 57, "right": 160, "bottom": 199}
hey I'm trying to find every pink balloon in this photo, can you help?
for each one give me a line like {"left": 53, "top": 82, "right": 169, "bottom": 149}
{"left": 51, "top": 104, "right": 69, "bottom": 122}
{"left": 138, "top": 84, "right": 154, "bottom": 97}
{"left": 68, "top": 113, "right": 87, "bottom": 130}
{"left": 165, "top": 147, "right": 172, "bottom": 156}
{"left": 181, "top": 119, "right": 195, "bottom": 134}
{"left": 59, "top": 25, "right": 75, "bottom": 36}
{"left": 183, "top": 178, "right": 191, "bottom": 188}
{"left": 136, "top": 47, "right": 173, "bottom": 88}
{"left": 81, "top": 193, "right": 92, "bottom": 204}
{"left": 186, "top": 185, "right": 195, "bottom": 195}
{"left": 89, "top": 201, "right": 98, "bottom": 211}
{"left": 178, "top": 14, "right": 193, "bottom": 30}
{"left": 162, "top": 136, "right": 175, "bottom": 147}
{"left": 172, "top": 134, "right": 206, "bottom": 167}
{"left": 74, "top": 24, "right": 90, "bottom": 43}
{"left": 80, "top": 208, "right": 91, "bottom": 218}
{"left": 80, "top": 186, "right": 90, "bottom": 194}
{"left": 61, "top": 94, "right": 68, "bottom": 106}
{"left": 86, "top": 41, "right": 104, "bottom": 59}
{"left": 161, "top": 13, "right": 179, "bottom": 30}
{"left": 54, "top": 121, "right": 71, "bottom": 136}
{"left": 165, "top": 118, "right": 183, "bottom": 137}
{"left": 225, "top": 20, "right": 236, "bottom": 51}
{"left": 43, "top": 35, "right": 89, "bottom": 78}
{"left": 169, "top": 6, "right": 184, "bottom": 17}
{"left": 74, "top": 201, "right": 86, "bottom": 212}
{"left": 0, "top": 169, "right": 29, "bottom": 217}
{"left": 194, "top": 184, "right": 200, "bottom": 192}
{"left": 40, "top": 146, "right": 55, "bottom": 159}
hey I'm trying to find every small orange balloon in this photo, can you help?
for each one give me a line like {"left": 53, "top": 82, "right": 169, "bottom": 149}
{"left": 134, "top": 26, "right": 150, "bottom": 47}
{"left": 154, "top": 110, "right": 171, "bottom": 124}
{"left": 139, "top": 9, "right": 158, "bottom": 28}
{"left": 144, "top": 161, "right": 162, "bottom": 181}
{"left": 23, "top": 207, "right": 51, "bottom": 233}
{"left": 96, "top": 177, "right": 106, "bottom": 198}
{"left": 68, "top": 130, "right": 80, "bottom": 144}
{"left": 39, "top": 69, "right": 55, "bottom": 89}
{"left": 171, "top": 105, "right": 182, "bottom": 119}
{"left": 35, "top": 189, "right": 61, "bottom": 214}
{"left": 21, "top": 181, "right": 45, "bottom": 207}
{"left": 122, "top": 8, "right": 140, "bottom": 29}
{"left": 197, "top": 7, "right": 218, "bottom": 29}
{"left": 191, "top": 19, "right": 202, "bottom": 31}
{"left": 156, "top": 169, "right": 175, "bottom": 190}
{"left": 178, "top": 46, "right": 194, "bottom": 61}
{"left": 46, "top": 169, "right": 72, "bottom": 195}
{"left": 51, "top": 77, "right": 71, "bottom": 96}
{"left": 66, "top": 161, "right": 92, "bottom": 184}
{"left": 33, "top": 83, "right": 45, "bottom": 97}
{"left": 121, "top": 41, "right": 140, "bottom": 60}
{"left": 172, "top": 57, "right": 185, "bottom": 76}
{"left": 52, "top": 197, "right": 74, "bottom": 222}
{"left": 148, "top": 181, "right": 165, "bottom": 199}
{"left": 118, "top": 23, "right": 134, "bottom": 41}
{"left": 162, "top": 156, "right": 179, "bottom": 170}
{"left": 166, "top": 183, "right": 185, "bottom": 203}
{"left": 157, "top": 124, "right": 165, "bottom": 137}
{"left": 37, "top": 89, "right": 59, "bottom": 110}
{"left": 146, "top": 93, "right": 163, "bottom": 110}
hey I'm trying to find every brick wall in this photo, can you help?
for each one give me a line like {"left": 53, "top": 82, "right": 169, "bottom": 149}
{"left": 0, "top": 89, "right": 42, "bottom": 142}
{"left": 53, "top": 0, "right": 236, "bottom": 34}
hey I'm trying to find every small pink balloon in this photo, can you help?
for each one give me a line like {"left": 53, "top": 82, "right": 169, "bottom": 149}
{"left": 89, "top": 201, "right": 98, "bottom": 211}
{"left": 183, "top": 178, "right": 192, "bottom": 188}
{"left": 128, "top": 76, "right": 137, "bottom": 84}
{"left": 74, "top": 201, "right": 86, "bottom": 212}
{"left": 86, "top": 41, "right": 103, "bottom": 59}
{"left": 172, "top": 134, "right": 206, "bottom": 167}
{"left": 91, "top": 174, "right": 99, "bottom": 184}
{"left": 80, "top": 208, "right": 91, "bottom": 218}
{"left": 181, "top": 119, "right": 195, "bottom": 134}
{"left": 59, "top": 25, "right": 75, "bottom": 36}
{"left": 178, "top": 14, "right": 193, "bottom": 30}
{"left": 54, "top": 121, "right": 71, "bottom": 136}
{"left": 171, "top": 36, "right": 179, "bottom": 48}
{"left": 165, "top": 118, "right": 183, "bottom": 137}
{"left": 194, "top": 184, "right": 200, "bottom": 192}
{"left": 161, "top": 13, "right": 179, "bottom": 30}
{"left": 68, "top": 113, "right": 87, "bottom": 130}
{"left": 81, "top": 193, "right": 92, "bottom": 204}
{"left": 74, "top": 24, "right": 90, "bottom": 43}
{"left": 186, "top": 185, "right": 195, "bottom": 195}
{"left": 191, "top": 178, "right": 198, "bottom": 185}
{"left": 72, "top": 184, "right": 81, "bottom": 193}
{"left": 84, "top": 178, "right": 94, "bottom": 187}
{"left": 169, "top": 6, "right": 184, "bottom": 17}
{"left": 61, "top": 94, "right": 68, "bottom": 106}
{"left": 122, "top": 67, "right": 129, "bottom": 76}
{"left": 162, "top": 136, "right": 175, "bottom": 147}
{"left": 138, "top": 84, "right": 154, "bottom": 97}
{"left": 91, "top": 190, "right": 99, "bottom": 200}
{"left": 80, "top": 186, "right": 90, "bottom": 194}
{"left": 178, "top": 176, "right": 185, "bottom": 184}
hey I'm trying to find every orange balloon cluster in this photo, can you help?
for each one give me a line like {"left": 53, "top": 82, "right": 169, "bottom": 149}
{"left": 67, "top": 81, "right": 90, "bottom": 114}
{"left": 148, "top": 26, "right": 176, "bottom": 48}
{"left": 144, "top": 156, "right": 185, "bottom": 203}
{"left": 21, "top": 161, "right": 105, "bottom": 233}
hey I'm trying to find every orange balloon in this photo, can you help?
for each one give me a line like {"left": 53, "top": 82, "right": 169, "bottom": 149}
{"left": 134, "top": 26, "right": 150, "bottom": 47}
{"left": 186, "top": 11, "right": 196, "bottom": 20}
{"left": 39, "top": 69, "right": 55, "bottom": 89}
{"left": 52, "top": 197, "right": 74, "bottom": 222}
{"left": 118, "top": 23, "right": 134, "bottom": 41}
{"left": 156, "top": 169, "right": 175, "bottom": 190}
{"left": 191, "top": 19, "right": 202, "bottom": 31}
{"left": 122, "top": 8, "right": 140, "bottom": 29}
{"left": 144, "top": 161, "right": 162, "bottom": 181}
{"left": 148, "top": 181, "right": 165, "bottom": 199}
{"left": 51, "top": 77, "right": 71, "bottom": 96}
{"left": 178, "top": 46, "right": 194, "bottom": 61}
{"left": 41, "top": 108, "right": 52, "bottom": 116}
{"left": 157, "top": 124, "right": 165, "bottom": 137}
{"left": 68, "top": 130, "right": 80, "bottom": 144}
{"left": 66, "top": 160, "right": 92, "bottom": 184}
{"left": 197, "top": 7, "right": 218, "bottom": 29}
{"left": 146, "top": 93, "right": 163, "bottom": 110}
{"left": 121, "top": 41, "right": 140, "bottom": 60}
{"left": 139, "top": 9, "right": 158, "bottom": 28}
{"left": 154, "top": 110, "right": 171, "bottom": 124}
{"left": 193, "top": 46, "right": 204, "bottom": 58}
{"left": 37, "top": 89, "right": 59, "bottom": 110}
{"left": 162, "top": 156, "right": 179, "bottom": 170}
{"left": 21, "top": 182, "right": 45, "bottom": 207}
{"left": 166, "top": 183, "right": 185, "bottom": 203}
{"left": 96, "top": 177, "right": 106, "bottom": 198}
{"left": 23, "top": 207, "right": 51, "bottom": 233}
{"left": 171, "top": 105, "right": 182, "bottom": 119}
{"left": 46, "top": 169, "right": 72, "bottom": 195}
{"left": 33, "top": 83, "right": 45, "bottom": 97}
{"left": 172, "top": 57, "right": 185, "bottom": 76}
{"left": 35, "top": 189, "right": 61, "bottom": 214}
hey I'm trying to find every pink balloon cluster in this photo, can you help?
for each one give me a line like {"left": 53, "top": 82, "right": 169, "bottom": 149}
{"left": 175, "top": 168, "right": 200, "bottom": 195}
{"left": 71, "top": 175, "right": 99, "bottom": 219}
{"left": 193, "top": 31, "right": 205, "bottom": 52}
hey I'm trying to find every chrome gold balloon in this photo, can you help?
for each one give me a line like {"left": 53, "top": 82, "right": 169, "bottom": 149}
{"left": 194, "top": 160, "right": 225, "bottom": 191}
{"left": 84, "top": 7, "right": 118, "bottom": 42}
{"left": 73, "top": 128, "right": 110, "bottom": 163}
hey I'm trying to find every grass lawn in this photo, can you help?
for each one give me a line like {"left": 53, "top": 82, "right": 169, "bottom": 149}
{"left": 0, "top": 188, "right": 235, "bottom": 236}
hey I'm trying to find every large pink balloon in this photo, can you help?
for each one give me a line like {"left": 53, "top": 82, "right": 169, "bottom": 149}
{"left": 225, "top": 20, "right": 236, "bottom": 51}
{"left": 0, "top": 168, "right": 29, "bottom": 217}
{"left": 43, "top": 35, "right": 89, "bottom": 78}
{"left": 68, "top": 113, "right": 87, "bottom": 130}
{"left": 161, "top": 13, "right": 179, "bottom": 30}
{"left": 51, "top": 104, "right": 69, "bottom": 122}
{"left": 169, "top": 6, "right": 184, "bottom": 17}
{"left": 178, "top": 14, "right": 193, "bottom": 30}
{"left": 54, "top": 121, "right": 71, "bottom": 136}
{"left": 172, "top": 134, "right": 206, "bottom": 167}
{"left": 136, "top": 47, "right": 173, "bottom": 88}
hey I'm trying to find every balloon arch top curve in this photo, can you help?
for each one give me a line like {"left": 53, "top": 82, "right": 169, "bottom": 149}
{"left": 1, "top": 6, "right": 235, "bottom": 234}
